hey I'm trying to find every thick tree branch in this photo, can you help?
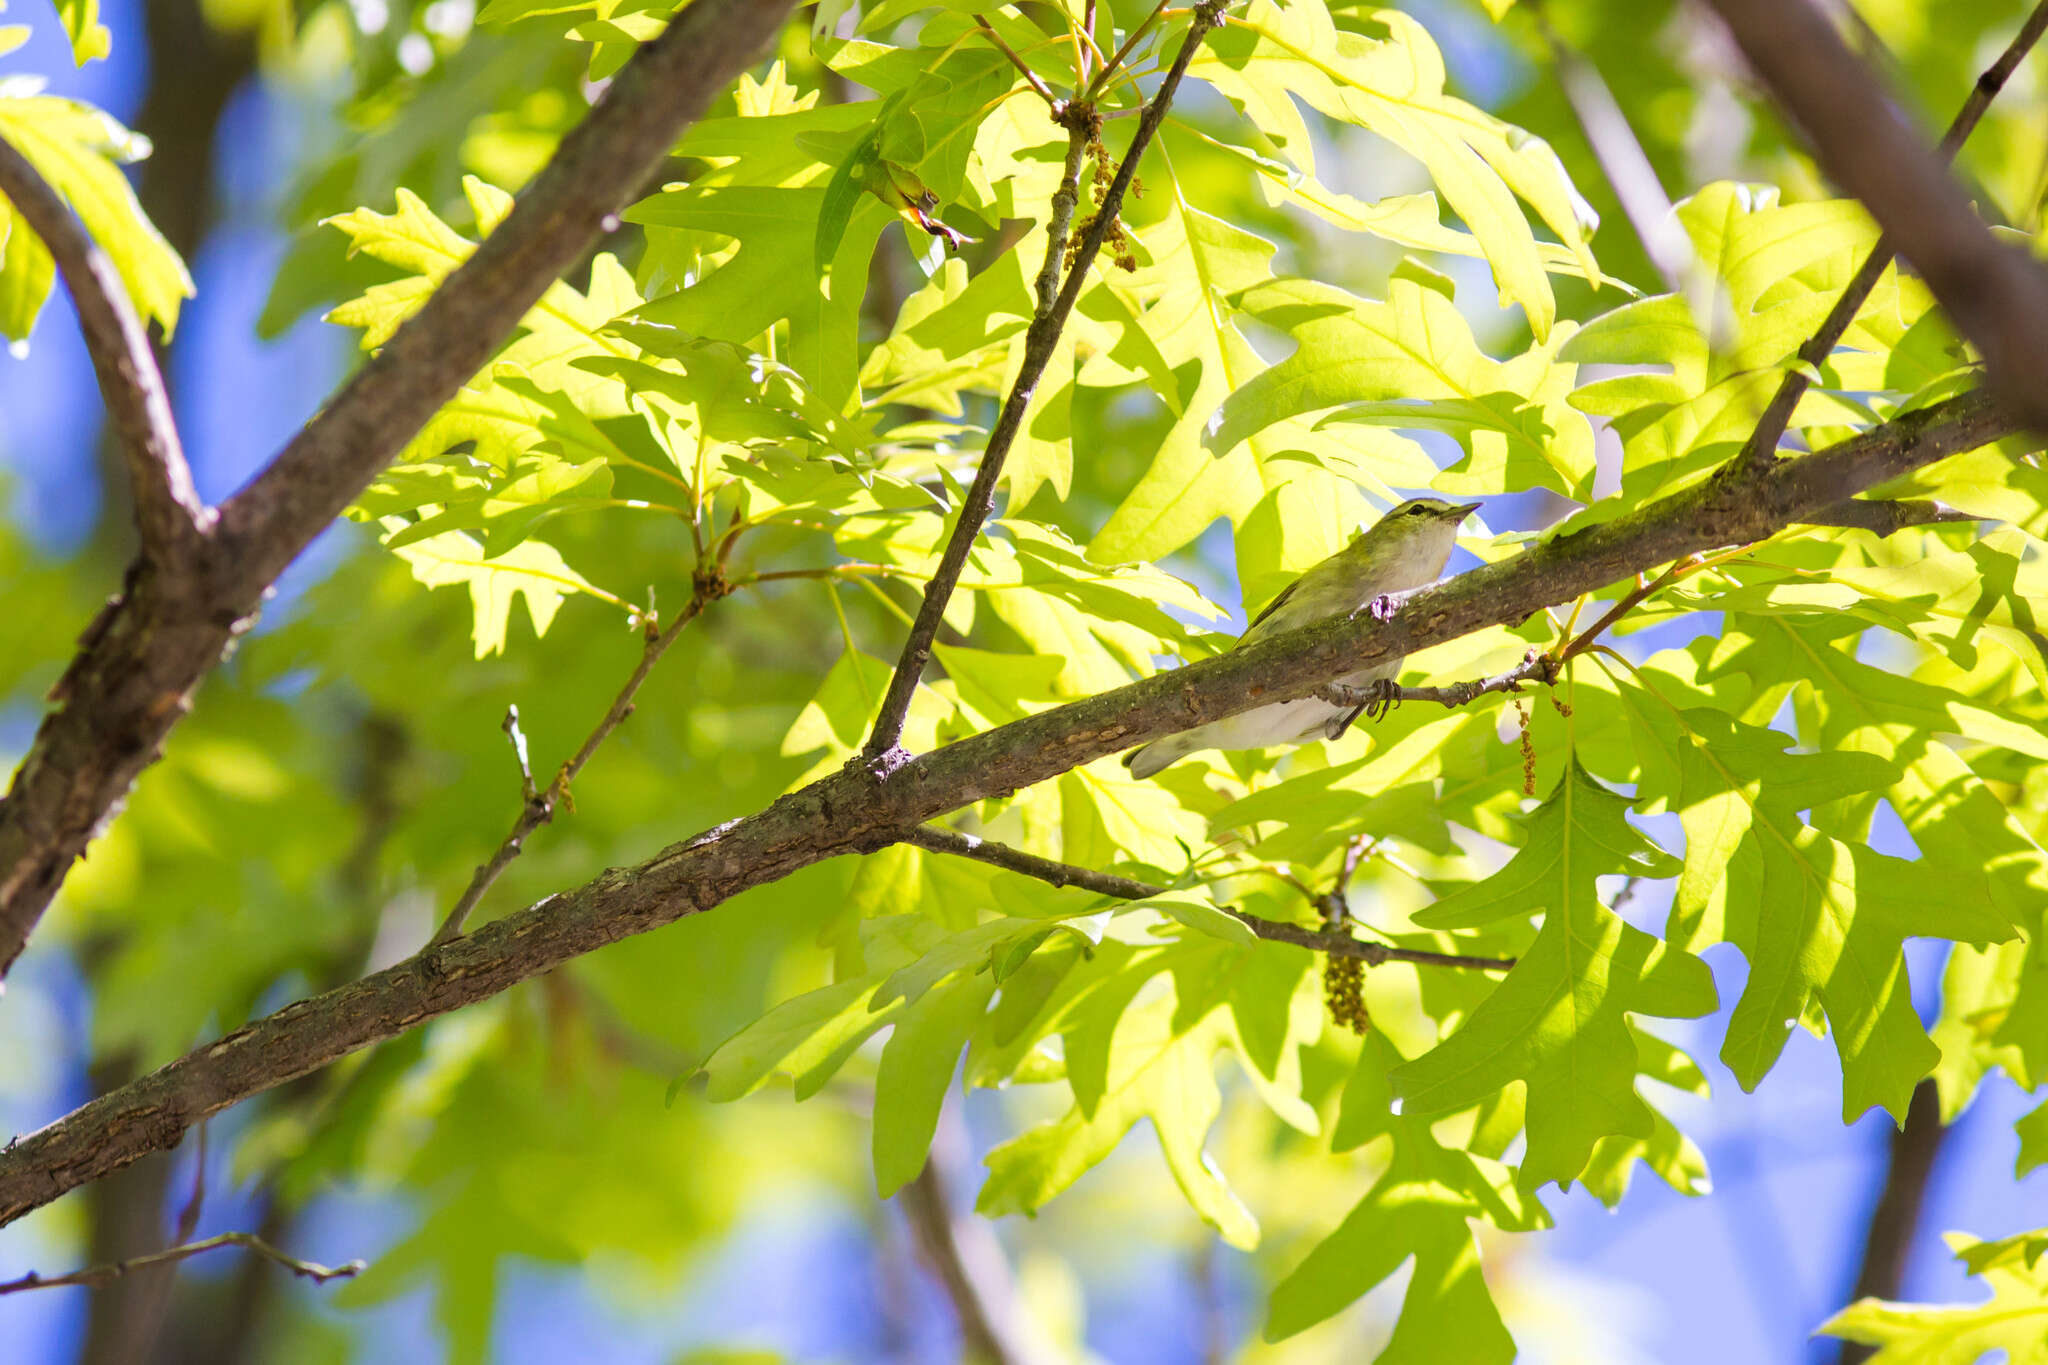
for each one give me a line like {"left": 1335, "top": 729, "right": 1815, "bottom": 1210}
{"left": 0, "top": 388, "right": 2017, "bottom": 1226}
{"left": 0, "top": 136, "right": 206, "bottom": 558}
{"left": 1728, "top": 0, "right": 2048, "bottom": 473}
{"left": 1703, "top": 0, "right": 2048, "bottom": 432}
{"left": 864, "top": 0, "right": 1229, "bottom": 760}
{"left": 900, "top": 825, "right": 1516, "bottom": 970}
{"left": 0, "top": 0, "right": 794, "bottom": 979}
{"left": 213, "top": 0, "right": 792, "bottom": 589}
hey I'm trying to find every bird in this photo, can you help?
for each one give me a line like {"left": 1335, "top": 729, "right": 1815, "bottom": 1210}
{"left": 1122, "top": 497, "right": 1480, "bottom": 779}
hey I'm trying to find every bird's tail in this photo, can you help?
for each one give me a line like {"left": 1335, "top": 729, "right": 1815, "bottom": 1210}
{"left": 1123, "top": 735, "right": 1189, "bottom": 779}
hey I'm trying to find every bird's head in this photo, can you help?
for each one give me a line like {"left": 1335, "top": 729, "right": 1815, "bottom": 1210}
{"left": 1355, "top": 497, "right": 1480, "bottom": 544}
{"left": 1340, "top": 497, "right": 1481, "bottom": 579}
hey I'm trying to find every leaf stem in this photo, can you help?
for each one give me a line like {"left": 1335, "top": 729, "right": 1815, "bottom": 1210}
{"left": 1087, "top": 0, "right": 1172, "bottom": 98}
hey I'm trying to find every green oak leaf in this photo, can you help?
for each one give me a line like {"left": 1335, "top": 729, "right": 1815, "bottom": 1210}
{"left": 1820, "top": 1229, "right": 2048, "bottom": 1364}
{"left": 1391, "top": 762, "right": 1717, "bottom": 1192}
{"left": 1269, "top": 1033, "right": 1542, "bottom": 1347}
{"left": 0, "top": 92, "right": 189, "bottom": 339}
{"left": 1610, "top": 661, "right": 2017, "bottom": 1120}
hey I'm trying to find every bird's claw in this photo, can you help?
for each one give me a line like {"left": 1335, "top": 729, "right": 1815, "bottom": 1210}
{"left": 1368, "top": 594, "right": 1397, "bottom": 624}
{"left": 1362, "top": 678, "right": 1402, "bottom": 722}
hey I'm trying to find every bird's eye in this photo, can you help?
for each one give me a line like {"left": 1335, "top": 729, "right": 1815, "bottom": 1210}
{"left": 1404, "top": 504, "right": 1427, "bottom": 516}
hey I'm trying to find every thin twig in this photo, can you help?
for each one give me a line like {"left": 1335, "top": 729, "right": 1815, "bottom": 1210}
{"left": 0, "top": 1232, "right": 364, "bottom": 1296}
{"left": 1318, "top": 833, "right": 1375, "bottom": 926}
{"left": 901, "top": 824, "right": 1516, "bottom": 971}
{"left": 1088, "top": 0, "right": 1172, "bottom": 98}
{"left": 1559, "top": 561, "right": 1696, "bottom": 661}
{"left": 1527, "top": 1, "right": 1692, "bottom": 293}
{"left": 736, "top": 562, "right": 901, "bottom": 585}
{"left": 0, "top": 135, "right": 208, "bottom": 557}
{"left": 1716, "top": 0, "right": 2048, "bottom": 471}
{"left": 864, "top": 0, "right": 1232, "bottom": 762}
{"left": 428, "top": 582, "right": 718, "bottom": 947}
{"left": 1314, "top": 649, "right": 1563, "bottom": 718}
{"left": 501, "top": 705, "right": 538, "bottom": 801}
{"left": 0, "top": 0, "right": 799, "bottom": 983}
{"left": 973, "top": 14, "right": 1059, "bottom": 106}
{"left": 860, "top": 130, "right": 1091, "bottom": 759}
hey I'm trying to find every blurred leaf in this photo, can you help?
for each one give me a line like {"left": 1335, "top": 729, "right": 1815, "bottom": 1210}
{"left": 1820, "top": 1229, "right": 2048, "bottom": 1363}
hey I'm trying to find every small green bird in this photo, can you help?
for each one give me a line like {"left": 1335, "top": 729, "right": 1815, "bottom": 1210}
{"left": 1123, "top": 497, "right": 1480, "bottom": 779}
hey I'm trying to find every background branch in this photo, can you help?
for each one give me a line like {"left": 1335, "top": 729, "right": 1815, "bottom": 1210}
{"left": 1528, "top": 2, "right": 1692, "bottom": 293}
{"left": 1728, "top": 0, "right": 2048, "bottom": 472}
{"left": 0, "top": 1231, "right": 364, "bottom": 1296}
{"left": 0, "top": 0, "right": 795, "bottom": 979}
{"left": 1835, "top": 1080, "right": 1949, "bottom": 1365}
{"left": 0, "top": 136, "right": 206, "bottom": 558}
{"left": 0, "top": 387, "right": 2017, "bottom": 1228}
{"left": 1704, "top": 0, "right": 2048, "bottom": 433}
{"left": 863, "top": 0, "right": 1228, "bottom": 760}
{"left": 898, "top": 1121, "right": 1038, "bottom": 1365}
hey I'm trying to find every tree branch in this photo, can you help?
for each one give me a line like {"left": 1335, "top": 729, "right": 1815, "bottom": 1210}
{"left": 0, "top": 1231, "right": 364, "bottom": 1296}
{"left": 972, "top": 14, "right": 1058, "bottom": 107}
{"left": 1728, "top": 0, "right": 2048, "bottom": 474}
{"left": 0, "top": 136, "right": 206, "bottom": 559}
{"left": 213, "top": 0, "right": 793, "bottom": 590}
{"left": 0, "top": 387, "right": 2017, "bottom": 1227}
{"left": 1314, "top": 650, "right": 1562, "bottom": 719}
{"left": 1704, "top": 0, "right": 2048, "bottom": 435}
{"left": 863, "top": 0, "right": 1230, "bottom": 761}
{"left": 900, "top": 825, "right": 1514, "bottom": 969}
{"left": 0, "top": 0, "right": 795, "bottom": 979}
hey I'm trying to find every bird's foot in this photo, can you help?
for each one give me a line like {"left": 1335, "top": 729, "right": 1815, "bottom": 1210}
{"left": 1368, "top": 593, "right": 1397, "bottom": 624}
{"left": 1362, "top": 678, "right": 1402, "bottom": 722}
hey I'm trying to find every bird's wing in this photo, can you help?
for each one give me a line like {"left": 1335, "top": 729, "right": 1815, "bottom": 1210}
{"left": 1242, "top": 575, "right": 1306, "bottom": 642}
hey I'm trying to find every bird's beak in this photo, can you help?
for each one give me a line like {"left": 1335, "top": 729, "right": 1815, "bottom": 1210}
{"left": 1451, "top": 501, "right": 1482, "bottom": 520}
